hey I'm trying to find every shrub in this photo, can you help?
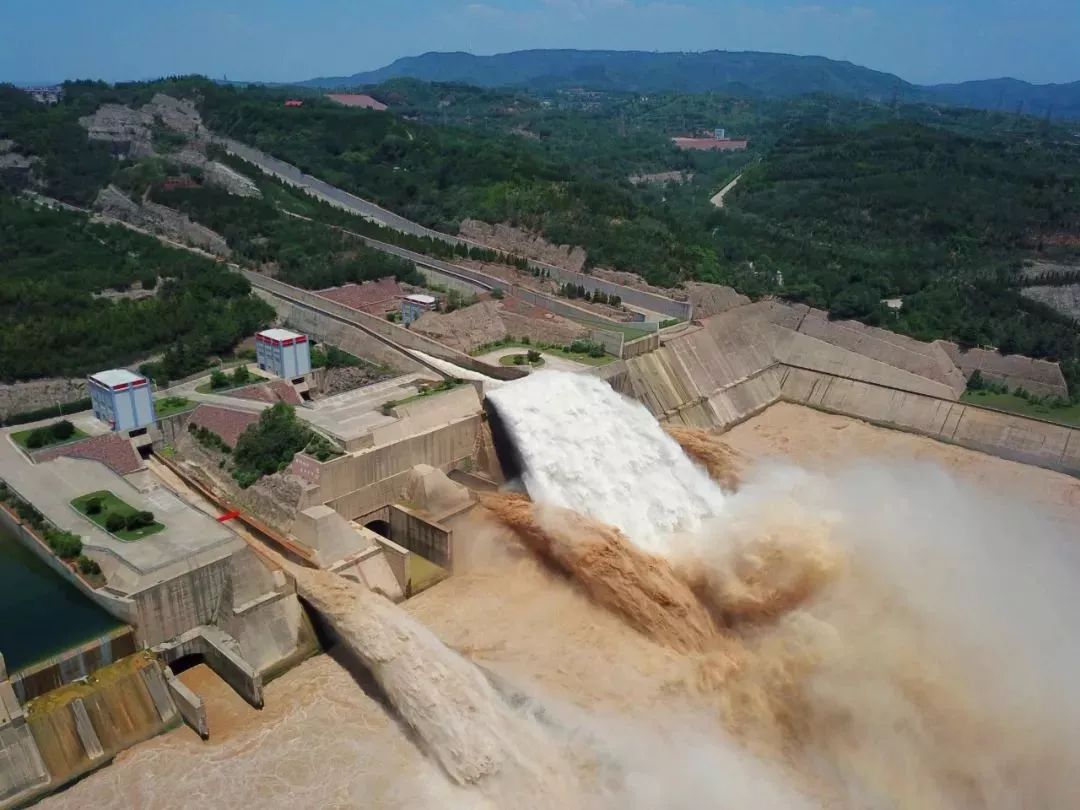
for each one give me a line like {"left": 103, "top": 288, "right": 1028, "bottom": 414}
{"left": 526, "top": 349, "right": 541, "bottom": 363}
{"left": 588, "top": 344, "right": 606, "bottom": 358}
{"left": 490, "top": 288, "right": 505, "bottom": 300}
{"left": 46, "top": 529, "right": 82, "bottom": 559}
{"left": 124, "top": 510, "right": 155, "bottom": 530}
{"left": 519, "top": 336, "right": 530, "bottom": 344}
{"left": 232, "top": 365, "right": 251, "bottom": 385}
{"left": 24, "top": 428, "right": 48, "bottom": 449}
{"left": 16, "top": 500, "right": 44, "bottom": 528}
{"left": 105, "top": 513, "right": 126, "bottom": 533}
{"left": 513, "top": 354, "right": 526, "bottom": 365}
{"left": 52, "top": 420, "right": 75, "bottom": 440}
{"left": 84, "top": 497, "right": 103, "bottom": 515}
{"left": 209, "top": 369, "right": 229, "bottom": 389}
{"left": 78, "top": 555, "right": 102, "bottom": 576}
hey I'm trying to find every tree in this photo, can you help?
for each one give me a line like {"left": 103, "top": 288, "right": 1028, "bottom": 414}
{"left": 52, "top": 420, "right": 75, "bottom": 440}
{"left": 232, "top": 365, "right": 251, "bottom": 385}
{"left": 24, "top": 429, "right": 48, "bottom": 449}
{"left": 105, "top": 513, "right": 126, "bottom": 533}
{"left": 78, "top": 556, "right": 102, "bottom": 575}
{"left": 125, "top": 511, "right": 155, "bottom": 530}
{"left": 209, "top": 369, "right": 229, "bottom": 389}
{"left": 47, "top": 529, "right": 82, "bottom": 559}
{"left": 967, "top": 370, "right": 985, "bottom": 391}
{"left": 84, "top": 497, "right": 103, "bottom": 515}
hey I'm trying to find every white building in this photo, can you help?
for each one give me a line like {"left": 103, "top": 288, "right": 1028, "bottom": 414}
{"left": 88, "top": 369, "right": 156, "bottom": 432}
{"left": 256, "top": 328, "right": 311, "bottom": 380}
{"left": 401, "top": 294, "right": 437, "bottom": 325}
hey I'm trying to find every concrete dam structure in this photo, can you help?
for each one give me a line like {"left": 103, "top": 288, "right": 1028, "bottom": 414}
{"left": 2, "top": 270, "right": 1078, "bottom": 807}
{"left": 607, "top": 300, "right": 1080, "bottom": 479}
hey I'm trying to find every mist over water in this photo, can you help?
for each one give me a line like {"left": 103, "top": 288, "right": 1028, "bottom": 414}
{"left": 486, "top": 372, "right": 726, "bottom": 554}
{"left": 481, "top": 373, "right": 1080, "bottom": 807}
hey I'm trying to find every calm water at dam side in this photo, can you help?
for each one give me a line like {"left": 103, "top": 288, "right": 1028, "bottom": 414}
{"left": 0, "top": 523, "right": 121, "bottom": 673}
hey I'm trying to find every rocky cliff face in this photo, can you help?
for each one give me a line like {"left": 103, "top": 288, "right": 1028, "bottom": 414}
{"left": 1022, "top": 284, "right": 1080, "bottom": 322}
{"left": 0, "top": 378, "right": 89, "bottom": 420}
{"left": 459, "top": 219, "right": 587, "bottom": 272}
{"left": 79, "top": 94, "right": 260, "bottom": 198}
{"left": 94, "top": 185, "right": 231, "bottom": 256}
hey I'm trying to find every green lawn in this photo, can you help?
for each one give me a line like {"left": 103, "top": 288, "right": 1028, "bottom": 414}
{"left": 471, "top": 340, "right": 615, "bottom": 367}
{"left": 498, "top": 353, "right": 546, "bottom": 368}
{"left": 154, "top": 396, "right": 195, "bottom": 418}
{"left": 572, "top": 318, "right": 652, "bottom": 340}
{"left": 11, "top": 425, "right": 88, "bottom": 450}
{"left": 961, "top": 391, "right": 1080, "bottom": 428}
{"left": 71, "top": 491, "right": 165, "bottom": 542}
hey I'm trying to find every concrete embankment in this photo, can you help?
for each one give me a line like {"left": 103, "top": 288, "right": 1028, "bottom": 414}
{"left": 616, "top": 302, "right": 1080, "bottom": 479}
{"left": 2, "top": 654, "right": 179, "bottom": 809}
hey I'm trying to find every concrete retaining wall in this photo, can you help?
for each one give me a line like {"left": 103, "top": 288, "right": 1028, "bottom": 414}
{"left": 129, "top": 555, "right": 233, "bottom": 647}
{"left": 305, "top": 415, "right": 482, "bottom": 513}
{"left": 621, "top": 332, "right": 660, "bottom": 359}
{"left": 0, "top": 720, "right": 48, "bottom": 807}
{"left": 0, "top": 504, "right": 138, "bottom": 627}
{"left": 251, "top": 287, "right": 426, "bottom": 374}
{"left": 164, "top": 669, "right": 207, "bottom": 739}
{"left": 9, "top": 629, "right": 137, "bottom": 704}
{"left": 781, "top": 367, "right": 1080, "bottom": 477}
{"left": 154, "top": 627, "right": 264, "bottom": 709}
{"left": 389, "top": 505, "right": 452, "bottom": 569}
{"left": 24, "top": 656, "right": 178, "bottom": 802}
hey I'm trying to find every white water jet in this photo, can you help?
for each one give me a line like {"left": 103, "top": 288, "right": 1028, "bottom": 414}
{"left": 486, "top": 371, "right": 726, "bottom": 554}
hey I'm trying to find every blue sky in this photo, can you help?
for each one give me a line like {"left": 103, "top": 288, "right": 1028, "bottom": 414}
{"left": 3, "top": 0, "right": 1079, "bottom": 86}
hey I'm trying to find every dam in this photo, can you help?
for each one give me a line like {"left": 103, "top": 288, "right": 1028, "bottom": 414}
{"left": 3, "top": 281, "right": 1080, "bottom": 808}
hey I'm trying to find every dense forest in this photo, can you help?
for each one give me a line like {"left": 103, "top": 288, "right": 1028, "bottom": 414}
{"left": 0, "top": 194, "right": 272, "bottom": 381}
{"left": 2, "top": 76, "right": 1078, "bottom": 394}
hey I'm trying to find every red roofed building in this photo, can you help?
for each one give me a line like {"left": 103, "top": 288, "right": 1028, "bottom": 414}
{"left": 326, "top": 93, "right": 388, "bottom": 111}
{"left": 35, "top": 433, "right": 143, "bottom": 476}
{"left": 284, "top": 99, "right": 304, "bottom": 108}
{"left": 672, "top": 136, "right": 748, "bottom": 152}
{"left": 317, "top": 278, "right": 404, "bottom": 315}
{"left": 187, "top": 405, "right": 260, "bottom": 449}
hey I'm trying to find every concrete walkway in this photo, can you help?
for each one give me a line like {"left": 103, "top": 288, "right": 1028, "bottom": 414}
{"left": 0, "top": 436, "right": 240, "bottom": 590}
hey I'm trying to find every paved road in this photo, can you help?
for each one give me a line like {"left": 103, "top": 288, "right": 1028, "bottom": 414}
{"left": 710, "top": 173, "right": 742, "bottom": 208}
{"left": 220, "top": 139, "right": 691, "bottom": 320}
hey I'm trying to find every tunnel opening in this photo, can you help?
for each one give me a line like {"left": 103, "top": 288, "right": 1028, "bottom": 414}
{"left": 167, "top": 652, "right": 205, "bottom": 676}
{"left": 365, "top": 519, "right": 391, "bottom": 539}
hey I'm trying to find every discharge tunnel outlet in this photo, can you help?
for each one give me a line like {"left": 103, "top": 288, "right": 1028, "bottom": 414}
{"left": 483, "top": 397, "right": 527, "bottom": 488}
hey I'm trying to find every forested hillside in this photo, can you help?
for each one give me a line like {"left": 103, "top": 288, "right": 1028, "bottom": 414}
{"left": 306, "top": 48, "right": 1080, "bottom": 120}
{"left": 2, "top": 76, "right": 1078, "bottom": 394}
{"left": 0, "top": 194, "right": 272, "bottom": 381}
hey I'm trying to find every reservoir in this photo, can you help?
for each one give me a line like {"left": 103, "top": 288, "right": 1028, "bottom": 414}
{"left": 0, "top": 522, "right": 122, "bottom": 674}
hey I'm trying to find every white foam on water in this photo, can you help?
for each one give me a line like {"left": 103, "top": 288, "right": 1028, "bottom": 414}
{"left": 486, "top": 371, "right": 726, "bottom": 555}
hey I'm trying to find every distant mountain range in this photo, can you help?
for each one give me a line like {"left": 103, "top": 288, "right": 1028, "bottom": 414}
{"left": 300, "top": 49, "right": 1080, "bottom": 120}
